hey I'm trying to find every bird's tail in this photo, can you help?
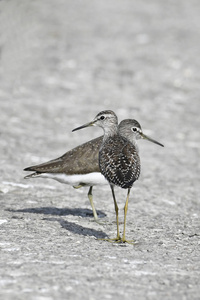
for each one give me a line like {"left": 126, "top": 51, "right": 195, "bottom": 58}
{"left": 24, "top": 172, "right": 40, "bottom": 179}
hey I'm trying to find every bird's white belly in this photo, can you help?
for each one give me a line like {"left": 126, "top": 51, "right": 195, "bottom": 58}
{"left": 38, "top": 172, "right": 108, "bottom": 186}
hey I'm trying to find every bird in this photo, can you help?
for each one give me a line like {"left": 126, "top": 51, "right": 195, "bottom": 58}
{"left": 24, "top": 119, "right": 146, "bottom": 221}
{"left": 24, "top": 136, "right": 105, "bottom": 220}
{"left": 72, "top": 110, "right": 164, "bottom": 243}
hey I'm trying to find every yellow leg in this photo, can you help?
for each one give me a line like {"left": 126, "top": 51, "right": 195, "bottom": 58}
{"left": 121, "top": 188, "right": 134, "bottom": 244}
{"left": 88, "top": 186, "right": 98, "bottom": 221}
{"left": 73, "top": 185, "right": 83, "bottom": 189}
{"left": 110, "top": 185, "right": 121, "bottom": 241}
{"left": 74, "top": 185, "right": 98, "bottom": 221}
{"left": 99, "top": 185, "right": 121, "bottom": 242}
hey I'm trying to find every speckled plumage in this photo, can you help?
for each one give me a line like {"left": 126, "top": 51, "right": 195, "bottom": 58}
{"left": 24, "top": 111, "right": 163, "bottom": 227}
{"left": 23, "top": 118, "right": 142, "bottom": 221}
{"left": 72, "top": 110, "right": 163, "bottom": 243}
{"left": 99, "top": 135, "right": 140, "bottom": 189}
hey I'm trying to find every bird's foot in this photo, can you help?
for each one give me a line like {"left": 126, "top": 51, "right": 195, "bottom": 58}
{"left": 119, "top": 238, "right": 134, "bottom": 245}
{"left": 99, "top": 236, "right": 134, "bottom": 244}
{"left": 99, "top": 235, "right": 122, "bottom": 243}
{"left": 91, "top": 219, "right": 108, "bottom": 225}
{"left": 118, "top": 234, "right": 135, "bottom": 244}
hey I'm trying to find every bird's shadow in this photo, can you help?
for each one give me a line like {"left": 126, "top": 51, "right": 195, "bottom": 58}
{"left": 6, "top": 207, "right": 108, "bottom": 239}
{"left": 7, "top": 206, "right": 106, "bottom": 218}
{"left": 44, "top": 217, "right": 108, "bottom": 239}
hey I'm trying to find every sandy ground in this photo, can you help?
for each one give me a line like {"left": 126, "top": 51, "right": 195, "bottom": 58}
{"left": 0, "top": 0, "right": 200, "bottom": 299}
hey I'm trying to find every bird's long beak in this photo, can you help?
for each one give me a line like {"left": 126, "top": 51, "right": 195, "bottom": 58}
{"left": 140, "top": 132, "right": 164, "bottom": 147}
{"left": 72, "top": 120, "right": 95, "bottom": 132}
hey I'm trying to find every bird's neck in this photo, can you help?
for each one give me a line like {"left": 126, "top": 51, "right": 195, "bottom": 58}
{"left": 102, "top": 125, "right": 118, "bottom": 143}
{"left": 130, "top": 139, "right": 139, "bottom": 153}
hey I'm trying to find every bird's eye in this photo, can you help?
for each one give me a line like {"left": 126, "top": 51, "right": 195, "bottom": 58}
{"left": 132, "top": 127, "right": 137, "bottom": 132}
{"left": 100, "top": 116, "right": 105, "bottom": 120}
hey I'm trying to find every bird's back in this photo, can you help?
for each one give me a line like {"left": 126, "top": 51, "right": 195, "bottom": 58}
{"left": 99, "top": 135, "right": 140, "bottom": 189}
{"left": 25, "top": 136, "right": 103, "bottom": 175}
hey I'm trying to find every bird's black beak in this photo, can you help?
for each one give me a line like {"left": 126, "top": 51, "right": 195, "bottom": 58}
{"left": 72, "top": 120, "right": 95, "bottom": 132}
{"left": 140, "top": 132, "right": 164, "bottom": 147}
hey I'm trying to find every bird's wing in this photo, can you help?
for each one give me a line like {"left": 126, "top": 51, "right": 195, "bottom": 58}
{"left": 24, "top": 136, "right": 103, "bottom": 174}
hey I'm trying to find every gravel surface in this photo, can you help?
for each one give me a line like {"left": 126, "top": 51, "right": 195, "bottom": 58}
{"left": 0, "top": 0, "right": 200, "bottom": 299}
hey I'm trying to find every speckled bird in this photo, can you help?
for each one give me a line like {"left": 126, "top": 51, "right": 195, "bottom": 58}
{"left": 73, "top": 110, "right": 164, "bottom": 243}
{"left": 24, "top": 118, "right": 146, "bottom": 222}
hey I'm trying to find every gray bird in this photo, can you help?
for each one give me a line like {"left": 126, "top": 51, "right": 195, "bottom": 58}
{"left": 24, "top": 119, "right": 146, "bottom": 221}
{"left": 73, "top": 110, "right": 164, "bottom": 243}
